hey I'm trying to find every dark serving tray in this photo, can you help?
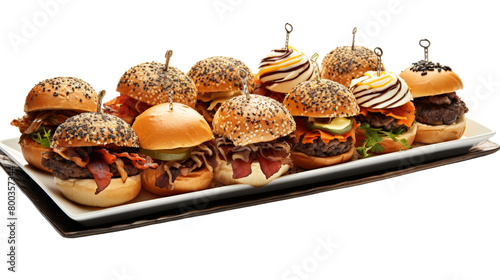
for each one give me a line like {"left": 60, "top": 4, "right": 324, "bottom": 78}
{"left": 1, "top": 140, "right": 498, "bottom": 238}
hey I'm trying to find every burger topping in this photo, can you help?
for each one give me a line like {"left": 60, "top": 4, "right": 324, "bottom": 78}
{"left": 87, "top": 157, "right": 113, "bottom": 194}
{"left": 358, "top": 101, "right": 416, "bottom": 128}
{"left": 215, "top": 137, "right": 291, "bottom": 180}
{"left": 356, "top": 122, "right": 412, "bottom": 158}
{"left": 31, "top": 127, "right": 52, "bottom": 148}
{"left": 294, "top": 117, "right": 359, "bottom": 145}
{"left": 10, "top": 110, "right": 78, "bottom": 138}
{"left": 306, "top": 117, "right": 354, "bottom": 136}
{"left": 350, "top": 71, "right": 412, "bottom": 109}
{"left": 103, "top": 94, "right": 143, "bottom": 125}
{"left": 139, "top": 147, "right": 193, "bottom": 162}
{"left": 152, "top": 143, "right": 218, "bottom": 190}
{"left": 409, "top": 60, "right": 452, "bottom": 76}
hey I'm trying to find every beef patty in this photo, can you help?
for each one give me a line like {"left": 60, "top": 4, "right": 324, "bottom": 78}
{"left": 414, "top": 92, "right": 468, "bottom": 125}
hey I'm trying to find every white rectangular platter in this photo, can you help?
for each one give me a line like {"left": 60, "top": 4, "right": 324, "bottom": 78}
{"left": 0, "top": 118, "right": 495, "bottom": 226}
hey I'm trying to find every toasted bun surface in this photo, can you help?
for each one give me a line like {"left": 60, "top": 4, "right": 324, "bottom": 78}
{"left": 414, "top": 116, "right": 466, "bottom": 144}
{"left": 140, "top": 166, "right": 213, "bottom": 196}
{"left": 116, "top": 63, "right": 197, "bottom": 108}
{"left": 291, "top": 147, "right": 354, "bottom": 170}
{"left": 25, "top": 77, "right": 98, "bottom": 113}
{"left": 19, "top": 138, "right": 52, "bottom": 173}
{"left": 320, "top": 46, "right": 383, "bottom": 88}
{"left": 399, "top": 64, "right": 463, "bottom": 98}
{"left": 214, "top": 161, "right": 290, "bottom": 187}
{"left": 284, "top": 79, "right": 359, "bottom": 118}
{"left": 355, "top": 123, "right": 417, "bottom": 154}
{"left": 132, "top": 103, "right": 213, "bottom": 150}
{"left": 187, "top": 56, "right": 256, "bottom": 94}
{"left": 51, "top": 112, "right": 139, "bottom": 148}
{"left": 212, "top": 94, "right": 295, "bottom": 146}
{"left": 55, "top": 174, "right": 141, "bottom": 207}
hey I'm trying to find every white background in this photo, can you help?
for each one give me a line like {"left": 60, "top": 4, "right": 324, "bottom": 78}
{"left": 1, "top": 0, "right": 500, "bottom": 279}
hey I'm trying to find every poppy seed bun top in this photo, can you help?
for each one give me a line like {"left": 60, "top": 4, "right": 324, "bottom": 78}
{"left": 284, "top": 79, "right": 360, "bottom": 118}
{"left": 187, "top": 56, "right": 256, "bottom": 94}
{"left": 399, "top": 61, "right": 463, "bottom": 98}
{"left": 24, "top": 77, "right": 98, "bottom": 113}
{"left": 51, "top": 112, "right": 139, "bottom": 148}
{"left": 116, "top": 62, "right": 197, "bottom": 108}
{"left": 212, "top": 94, "right": 296, "bottom": 146}
{"left": 132, "top": 103, "right": 213, "bottom": 150}
{"left": 320, "top": 46, "right": 383, "bottom": 88}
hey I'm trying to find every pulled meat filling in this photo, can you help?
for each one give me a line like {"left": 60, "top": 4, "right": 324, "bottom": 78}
{"left": 11, "top": 110, "right": 79, "bottom": 136}
{"left": 151, "top": 142, "right": 219, "bottom": 190}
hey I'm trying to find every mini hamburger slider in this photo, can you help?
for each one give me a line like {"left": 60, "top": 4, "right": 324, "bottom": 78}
{"left": 187, "top": 56, "right": 256, "bottom": 125}
{"left": 321, "top": 28, "right": 383, "bottom": 88}
{"left": 132, "top": 103, "right": 219, "bottom": 196}
{"left": 11, "top": 77, "right": 98, "bottom": 173}
{"left": 105, "top": 51, "right": 197, "bottom": 124}
{"left": 212, "top": 70, "right": 296, "bottom": 187}
{"left": 41, "top": 104, "right": 158, "bottom": 207}
{"left": 399, "top": 58, "right": 468, "bottom": 144}
{"left": 350, "top": 70, "right": 416, "bottom": 156}
{"left": 283, "top": 76, "right": 360, "bottom": 169}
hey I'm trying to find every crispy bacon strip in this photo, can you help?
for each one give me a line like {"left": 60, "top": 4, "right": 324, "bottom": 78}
{"left": 93, "top": 148, "right": 116, "bottom": 164}
{"left": 86, "top": 158, "right": 113, "bottom": 194}
{"left": 53, "top": 147, "right": 89, "bottom": 168}
{"left": 103, "top": 94, "right": 140, "bottom": 125}
{"left": 114, "top": 152, "right": 158, "bottom": 169}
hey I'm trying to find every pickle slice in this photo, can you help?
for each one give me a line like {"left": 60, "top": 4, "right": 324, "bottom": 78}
{"left": 139, "top": 147, "right": 193, "bottom": 161}
{"left": 306, "top": 117, "right": 354, "bottom": 135}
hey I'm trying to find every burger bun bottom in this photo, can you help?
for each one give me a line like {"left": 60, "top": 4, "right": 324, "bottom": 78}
{"left": 55, "top": 174, "right": 141, "bottom": 207}
{"left": 141, "top": 166, "right": 213, "bottom": 196}
{"left": 415, "top": 116, "right": 466, "bottom": 144}
{"left": 291, "top": 147, "right": 354, "bottom": 170}
{"left": 214, "top": 161, "right": 290, "bottom": 187}
{"left": 20, "top": 137, "right": 52, "bottom": 173}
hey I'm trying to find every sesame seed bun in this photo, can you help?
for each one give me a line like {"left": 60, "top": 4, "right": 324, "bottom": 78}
{"left": 54, "top": 174, "right": 141, "bottom": 207}
{"left": 140, "top": 166, "right": 213, "bottom": 196}
{"left": 132, "top": 103, "right": 213, "bottom": 150}
{"left": 414, "top": 115, "right": 466, "bottom": 144}
{"left": 187, "top": 56, "right": 256, "bottom": 94}
{"left": 320, "top": 46, "right": 383, "bottom": 88}
{"left": 399, "top": 66, "right": 463, "bottom": 98}
{"left": 24, "top": 77, "right": 98, "bottom": 113}
{"left": 212, "top": 94, "right": 296, "bottom": 146}
{"left": 291, "top": 147, "right": 354, "bottom": 170}
{"left": 116, "top": 62, "right": 197, "bottom": 108}
{"left": 19, "top": 138, "right": 52, "bottom": 173}
{"left": 355, "top": 123, "right": 417, "bottom": 154}
{"left": 283, "top": 79, "right": 360, "bottom": 118}
{"left": 51, "top": 112, "right": 140, "bottom": 148}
